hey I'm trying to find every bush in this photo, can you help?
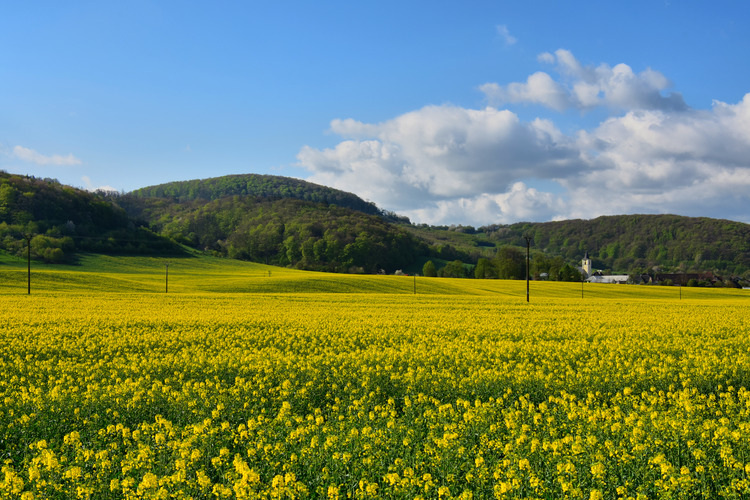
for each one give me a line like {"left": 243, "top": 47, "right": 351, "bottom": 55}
{"left": 422, "top": 260, "right": 437, "bottom": 277}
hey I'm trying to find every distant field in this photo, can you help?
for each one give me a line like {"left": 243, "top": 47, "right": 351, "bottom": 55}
{"left": 2, "top": 252, "right": 750, "bottom": 498}
{"left": 1, "top": 251, "right": 746, "bottom": 300}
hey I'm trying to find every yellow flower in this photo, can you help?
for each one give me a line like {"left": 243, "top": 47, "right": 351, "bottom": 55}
{"left": 590, "top": 462, "right": 605, "bottom": 478}
{"left": 28, "top": 465, "right": 40, "bottom": 482}
{"left": 139, "top": 472, "right": 159, "bottom": 489}
{"left": 327, "top": 485, "right": 340, "bottom": 499}
{"left": 196, "top": 470, "right": 212, "bottom": 489}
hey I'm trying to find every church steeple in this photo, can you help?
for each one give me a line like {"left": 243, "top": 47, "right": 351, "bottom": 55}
{"left": 582, "top": 252, "right": 592, "bottom": 278}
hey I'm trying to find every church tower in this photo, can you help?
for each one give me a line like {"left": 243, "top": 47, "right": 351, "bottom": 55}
{"left": 582, "top": 251, "right": 592, "bottom": 278}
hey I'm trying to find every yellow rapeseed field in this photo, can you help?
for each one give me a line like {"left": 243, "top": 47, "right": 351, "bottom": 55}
{"left": 2, "top": 283, "right": 750, "bottom": 498}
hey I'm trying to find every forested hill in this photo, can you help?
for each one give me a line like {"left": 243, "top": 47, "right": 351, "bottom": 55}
{"left": 3, "top": 172, "right": 749, "bottom": 278}
{"left": 123, "top": 195, "right": 427, "bottom": 274}
{"left": 0, "top": 172, "right": 180, "bottom": 262}
{"left": 116, "top": 174, "right": 425, "bottom": 273}
{"left": 476, "top": 214, "right": 750, "bottom": 275}
{"left": 127, "top": 174, "right": 382, "bottom": 216}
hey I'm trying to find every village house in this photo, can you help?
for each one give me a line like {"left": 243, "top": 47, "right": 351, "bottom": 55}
{"left": 579, "top": 252, "right": 748, "bottom": 287}
{"left": 578, "top": 251, "right": 634, "bottom": 284}
{"left": 587, "top": 272, "right": 630, "bottom": 284}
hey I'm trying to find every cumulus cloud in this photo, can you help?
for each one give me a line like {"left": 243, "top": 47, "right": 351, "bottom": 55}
{"left": 482, "top": 49, "right": 687, "bottom": 112}
{"left": 298, "top": 105, "right": 582, "bottom": 219}
{"left": 299, "top": 50, "right": 750, "bottom": 225}
{"left": 13, "top": 145, "right": 82, "bottom": 166}
{"left": 480, "top": 73, "right": 571, "bottom": 112}
{"left": 405, "top": 183, "right": 566, "bottom": 225}
{"left": 564, "top": 94, "right": 750, "bottom": 220}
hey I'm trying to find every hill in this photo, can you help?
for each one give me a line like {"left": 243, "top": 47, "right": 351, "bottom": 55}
{"left": 403, "top": 214, "right": 750, "bottom": 278}
{"left": 0, "top": 172, "right": 181, "bottom": 262}
{"left": 484, "top": 214, "right": 750, "bottom": 276}
{"left": 3, "top": 171, "right": 749, "bottom": 280}
{"left": 115, "top": 193, "right": 427, "bottom": 274}
{"left": 124, "top": 173, "right": 383, "bottom": 216}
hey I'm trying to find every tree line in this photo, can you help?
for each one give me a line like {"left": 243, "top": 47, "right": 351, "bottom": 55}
{"left": 421, "top": 246, "right": 582, "bottom": 281}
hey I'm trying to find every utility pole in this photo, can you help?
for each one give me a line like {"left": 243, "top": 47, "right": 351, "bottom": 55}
{"left": 165, "top": 262, "right": 169, "bottom": 293}
{"left": 25, "top": 234, "right": 31, "bottom": 295}
{"left": 524, "top": 235, "right": 532, "bottom": 302}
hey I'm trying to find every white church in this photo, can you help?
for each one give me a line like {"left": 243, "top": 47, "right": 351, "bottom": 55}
{"left": 579, "top": 252, "right": 630, "bottom": 284}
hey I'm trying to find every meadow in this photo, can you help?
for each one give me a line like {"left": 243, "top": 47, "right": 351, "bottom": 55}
{"left": 1, "top": 251, "right": 750, "bottom": 499}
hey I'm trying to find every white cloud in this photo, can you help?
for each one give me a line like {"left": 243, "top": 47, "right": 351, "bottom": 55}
{"left": 298, "top": 105, "right": 582, "bottom": 218}
{"left": 81, "top": 175, "right": 117, "bottom": 193}
{"left": 496, "top": 25, "right": 517, "bottom": 46}
{"left": 404, "top": 183, "right": 567, "bottom": 225}
{"left": 563, "top": 94, "right": 750, "bottom": 220}
{"left": 483, "top": 49, "right": 687, "bottom": 112}
{"left": 13, "top": 145, "right": 82, "bottom": 166}
{"left": 480, "top": 72, "right": 571, "bottom": 112}
{"left": 299, "top": 51, "right": 750, "bottom": 226}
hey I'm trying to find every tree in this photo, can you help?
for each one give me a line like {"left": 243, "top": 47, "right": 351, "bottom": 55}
{"left": 557, "top": 263, "right": 582, "bottom": 282}
{"left": 442, "top": 260, "right": 467, "bottom": 278}
{"left": 422, "top": 260, "right": 437, "bottom": 277}
{"left": 495, "top": 246, "right": 525, "bottom": 280}
{"left": 474, "top": 258, "right": 494, "bottom": 279}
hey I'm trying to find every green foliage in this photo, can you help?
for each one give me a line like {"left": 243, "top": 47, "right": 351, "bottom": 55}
{"left": 530, "top": 253, "right": 566, "bottom": 280}
{"left": 422, "top": 260, "right": 437, "bottom": 277}
{"left": 0, "top": 173, "right": 181, "bottom": 262}
{"left": 495, "top": 246, "right": 525, "bottom": 280}
{"left": 557, "top": 263, "right": 583, "bottom": 282}
{"left": 474, "top": 257, "right": 493, "bottom": 279}
{"left": 127, "top": 195, "right": 426, "bottom": 274}
{"left": 125, "top": 173, "right": 382, "bottom": 216}
{"left": 440, "top": 260, "right": 470, "bottom": 278}
{"left": 480, "top": 215, "right": 750, "bottom": 275}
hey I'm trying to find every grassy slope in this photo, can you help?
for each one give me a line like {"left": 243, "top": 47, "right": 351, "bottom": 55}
{"left": 1, "top": 250, "right": 747, "bottom": 302}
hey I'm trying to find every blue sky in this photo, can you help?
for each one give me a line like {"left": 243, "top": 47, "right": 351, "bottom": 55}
{"left": 2, "top": 1, "right": 750, "bottom": 225}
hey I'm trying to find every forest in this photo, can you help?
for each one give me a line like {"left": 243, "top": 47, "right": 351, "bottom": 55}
{"left": 125, "top": 174, "right": 384, "bottom": 216}
{"left": 0, "top": 172, "right": 180, "bottom": 262}
{"left": 124, "top": 195, "right": 426, "bottom": 274}
{"left": 481, "top": 214, "right": 750, "bottom": 276}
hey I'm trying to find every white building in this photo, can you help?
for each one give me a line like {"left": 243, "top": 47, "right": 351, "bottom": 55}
{"left": 587, "top": 273, "right": 630, "bottom": 284}
{"left": 581, "top": 251, "right": 592, "bottom": 278}
{"left": 580, "top": 252, "right": 629, "bottom": 283}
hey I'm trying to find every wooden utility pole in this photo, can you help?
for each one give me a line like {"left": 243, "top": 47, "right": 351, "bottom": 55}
{"left": 165, "top": 263, "right": 169, "bottom": 293}
{"left": 25, "top": 234, "right": 31, "bottom": 295}
{"left": 524, "top": 235, "right": 532, "bottom": 302}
